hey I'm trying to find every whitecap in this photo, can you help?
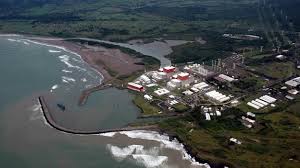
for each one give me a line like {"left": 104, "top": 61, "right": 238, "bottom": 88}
{"left": 99, "top": 132, "right": 117, "bottom": 137}
{"left": 7, "top": 38, "right": 17, "bottom": 42}
{"left": 49, "top": 49, "right": 61, "bottom": 53}
{"left": 107, "top": 144, "right": 144, "bottom": 161}
{"left": 62, "top": 76, "right": 76, "bottom": 83}
{"left": 22, "top": 39, "right": 104, "bottom": 82}
{"left": 81, "top": 78, "right": 87, "bottom": 82}
{"left": 132, "top": 154, "right": 168, "bottom": 168}
{"left": 62, "top": 69, "right": 72, "bottom": 73}
{"left": 118, "top": 130, "right": 211, "bottom": 168}
{"left": 58, "top": 55, "right": 87, "bottom": 71}
{"left": 23, "top": 41, "right": 30, "bottom": 45}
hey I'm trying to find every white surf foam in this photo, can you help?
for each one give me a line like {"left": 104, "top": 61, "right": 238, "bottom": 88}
{"left": 107, "top": 144, "right": 169, "bottom": 168}
{"left": 107, "top": 144, "right": 144, "bottom": 161}
{"left": 81, "top": 78, "right": 87, "bottom": 82}
{"left": 100, "top": 132, "right": 117, "bottom": 137}
{"left": 62, "top": 69, "right": 73, "bottom": 73}
{"left": 58, "top": 55, "right": 87, "bottom": 71}
{"left": 49, "top": 49, "right": 61, "bottom": 53}
{"left": 22, "top": 39, "right": 104, "bottom": 82}
{"left": 23, "top": 41, "right": 30, "bottom": 45}
{"left": 7, "top": 38, "right": 17, "bottom": 42}
{"left": 50, "top": 84, "right": 59, "bottom": 92}
{"left": 132, "top": 154, "right": 168, "bottom": 168}
{"left": 62, "top": 76, "right": 76, "bottom": 83}
{"left": 117, "top": 130, "right": 211, "bottom": 168}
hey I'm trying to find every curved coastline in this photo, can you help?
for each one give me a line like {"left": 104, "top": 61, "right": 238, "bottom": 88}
{"left": 3, "top": 34, "right": 218, "bottom": 168}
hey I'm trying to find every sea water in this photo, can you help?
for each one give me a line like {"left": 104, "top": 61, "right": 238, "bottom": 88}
{"left": 0, "top": 35, "right": 209, "bottom": 168}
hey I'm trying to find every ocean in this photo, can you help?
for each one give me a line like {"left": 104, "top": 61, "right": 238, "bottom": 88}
{"left": 0, "top": 35, "right": 209, "bottom": 168}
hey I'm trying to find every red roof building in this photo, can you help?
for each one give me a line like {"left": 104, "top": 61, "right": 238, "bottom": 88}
{"left": 163, "top": 66, "right": 176, "bottom": 73}
{"left": 178, "top": 72, "right": 189, "bottom": 81}
{"left": 127, "top": 82, "right": 145, "bottom": 92}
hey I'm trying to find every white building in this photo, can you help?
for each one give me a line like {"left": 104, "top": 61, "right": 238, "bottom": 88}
{"left": 205, "top": 90, "right": 230, "bottom": 103}
{"left": 144, "top": 95, "right": 153, "bottom": 101}
{"left": 154, "top": 88, "right": 170, "bottom": 96}
{"left": 193, "top": 82, "right": 209, "bottom": 90}
{"left": 217, "top": 74, "right": 235, "bottom": 82}
{"left": 140, "top": 75, "right": 151, "bottom": 84}
{"left": 285, "top": 77, "right": 300, "bottom": 87}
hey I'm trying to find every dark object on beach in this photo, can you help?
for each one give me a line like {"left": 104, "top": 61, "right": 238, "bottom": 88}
{"left": 57, "top": 103, "right": 66, "bottom": 111}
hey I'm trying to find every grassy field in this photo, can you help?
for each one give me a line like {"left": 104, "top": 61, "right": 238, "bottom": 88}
{"left": 159, "top": 104, "right": 300, "bottom": 168}
{"left": 254, "top": 62, "right": 295, "bottom": 79}
{"left": 133, "top": 95, "right": 160, "bottom": 115}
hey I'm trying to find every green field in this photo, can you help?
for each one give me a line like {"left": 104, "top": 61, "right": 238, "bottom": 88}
{"left": 133, "top": 95, "right": 160, "bottom": 115}
{"left": 159, "top": 105, "right": 300, "bottom": 168}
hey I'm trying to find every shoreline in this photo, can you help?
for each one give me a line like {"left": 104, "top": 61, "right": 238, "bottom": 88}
{"left": 38, "top": 96, "right": 216, "bottom": 168}
{"left": 2, "top": 34, "right": 223, "bottom": 168}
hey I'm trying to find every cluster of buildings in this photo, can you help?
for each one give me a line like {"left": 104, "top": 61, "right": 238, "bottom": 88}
{"left": 126, "top": 64, "right": 237, "bottom": 115}
{"left": 205, "top": 90, "right": 231, "bottom": 103}
{"left": 200, "top": 106, "right": 223, "bottom": 121}
{"left": 241, "top": 112, "right": 256, "bottom": 128}
{"left": 247, "top": 95, "right": 277, "bottom": 110}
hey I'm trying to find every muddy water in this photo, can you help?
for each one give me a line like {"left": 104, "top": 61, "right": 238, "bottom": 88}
{"left": 74, "top": 38, "right": 191, "bottom": 67}
{"left": 0, "top": 35, "right": 209, "bottom": 168}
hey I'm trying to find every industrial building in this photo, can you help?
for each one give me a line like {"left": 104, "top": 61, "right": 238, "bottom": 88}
{"left": 184, "top": 64, "right": 213, "bottom": 77}
{"left": 285, "top": 77, "right": 300, "bottom": 87}
{"left": 247, "top": 95, "right": 277, "bottom": 110}
{"left": 205, "top": 90, "right": 230, "bottom": 103}
{"left": 127, "top": 83, "right": 145, "bottom": 92}
{"left": 215, "top": 74, "right": 236, "bottom": 83}
{"left": 139, "top": 75, "right": 151, "bottom": 84}
{"left": 193, "top": 82, "right": 210, "bottom": 91}
{"left": 154, "top": 88, "right": 170, "bottom": 96}
{"left": 152, "top": 71, "right": 167, "bottom": 81}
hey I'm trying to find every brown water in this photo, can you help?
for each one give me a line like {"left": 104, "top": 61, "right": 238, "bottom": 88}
{"left": 0, "top": 35, "right": 210, "bottom": 168}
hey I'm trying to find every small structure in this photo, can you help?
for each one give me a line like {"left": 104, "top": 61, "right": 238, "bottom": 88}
{"left": 247, "top": 95, "right": 276, "bottom": 109}
{"left": 276, "top": 54, "right": 286, "bottom": 60}
{"left": 205, "top": 113, "right": 211, "bottom": 121}
{"left": 152, "top": 72, "right": 167, "bottom": 81}
{"left": 288, "top": 89, "right": 299, "bottom": 95}
{"left": 229, "top": 138, "right": 242, "bottom": 145}
{"left": 260, "top": 95, "right": 277, "bottom": 104}
{"left": 163, "top": 66, "right": 176, "bottom": 75}
{"left": 185, "top": 64, "right": 213, "bottom": 77}
{"left": 193, "top": 82, "right": 209, "bottom": 91}
{"left": 286, "top": 95, "right": 295, "bottom": 100}
{"left": 285, "top": 77, "right": 300, "bottom": 87}
{"left": 215, "top": 74, "right": 235, "bottom": 83}
{"left": 177, "top": 72, "right": 190, "bottom": 81}
{"left": 183, "top": 90, "right": 193, "bottom": 96}
{"left": 140, "top": 75, "right": 151, "bottom": 84}
{"left": 205, "top": 90, "right": 230, "bottom": 103}
{"left": 247, "top": 112, "right": 256, "bottom": 119}
{"left": 154, "top": 88, "right": 170, "bottom": 96}
{"left": 144, "top": 94, "right": 153, "bottom": 101}
{"left": 127, "top": 83, "right": 145, "bottom": 92}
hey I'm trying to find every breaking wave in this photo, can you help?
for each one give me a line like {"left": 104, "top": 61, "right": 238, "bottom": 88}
{"left": 62, "top": 76, "right": 76, "bottom": 83}
{"left": 104, "top": 130, "right": 211, "bottom": 168}
{"left": 22, "top": 39, "right": 104, "bottom": 82}
{"left": 58, "top": 55, "right": 86, "bottom": 71}
{"left": 107, "top": 144, "right": 168, "bottom": 168}
{"left": 50, "top": 84, "right": 59, "bottom": 93}
{"left": 132, "top": 154, "right": 168, "bottom": 168}
{"left": 49, "top": 49, "right": 61, "bottom": 53}
{"left": 62, "top": 69, "right": 73, "bottom": 73}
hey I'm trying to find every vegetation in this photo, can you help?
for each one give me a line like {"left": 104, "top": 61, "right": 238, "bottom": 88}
{"left": 173, "top": 103, "right": 189, "bottom": 113}
{"left": 133, "top": 95, "right": 160, "bottom": 115}
{"left": 159, "top": 104, "right": 300, "bottom": 168}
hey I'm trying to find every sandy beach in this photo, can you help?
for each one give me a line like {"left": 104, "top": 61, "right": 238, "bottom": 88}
{"left": 35, "top": 39, "right": 145, "bottom": 82}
